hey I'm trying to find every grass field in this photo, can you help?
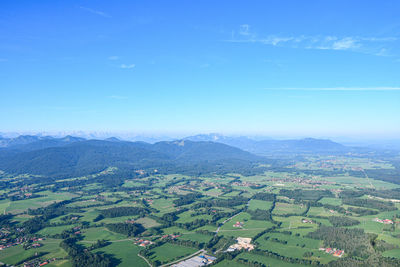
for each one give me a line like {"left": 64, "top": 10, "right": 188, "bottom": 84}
{"left": 318, "top": 197, "right": 342, "bottom": 206}
{"left": 237, "top": 252, "right": 307, "bottom": 267}
{"left": 382, "top": 248, "right": 400, "bottom": 259}
{"left": 0, "top": 238, "right": 67, "bottom": 265}
{"left": 4, "top": 191, "right": 78, "bottom": 214}
{"left": 273, "top": 202, "right": 307, "bottom": 215}
{"left": 81, "top": 227, "right": 127, "bottom": 241}
{"left": 178, "top": 232, "right": 213, "bottom": 243}
{"left": 248, "top": 199, "right": 273, "bottom": 210}
{"left": 147, "top": 243, "right": 197, "bottom": 264}
{"left": 136, "top": 217, "right": 160, "bottom": 228}
{"left": 93, "top": 240, "right": 148, "bottom": 267}
{"left": 38, "top": 224, "right": 78, "bottom": 236}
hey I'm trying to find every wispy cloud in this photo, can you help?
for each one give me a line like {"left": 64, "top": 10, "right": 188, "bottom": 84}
{"left": 120, "top": 64, "right": 135, "bottom": 69}
{"left": 264, "top": 87, "right": 400, "bottom": 91}
{"left": 108, "top": 56, "right": 119, "bottom": 60}
{"left": 0, "top": 58, "right": 8, "bottom": 62}
{"left": 317, "top": 37, "right": 360, "bottom": 50}
{"left": 80, "top": 6, "right": 111, "bottom": 18}
{"left": 239, "top": 24, "right": 251, "bottom": 36}
{"left": 109, "top": 95, "right": 128, "bottom": 100}
{"left": 226, "top": 25, "right": 397, "bottom": 56}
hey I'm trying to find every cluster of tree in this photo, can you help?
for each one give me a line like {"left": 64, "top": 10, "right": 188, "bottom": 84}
{"left": 307, "top": 226, "right": 374, "bottom": 258}
{"left": 327, "top": 216, "right": 360, "bottom": 227}
{"left": 322, "top": 204, "right": 346, "bottom": 214}
{"left": 373, "top": 239, "right": 398, "bottom": 252}
{"left": 192, "top": 196, "right": 249, "bottom": 209}
{"left": 60, "top": 237, "right": 114, "bottom": 267}
{"left": 175, "top": 218, "right": 209, "bottom": 231}
{"left": 52, "top": 227, "right": 83, "bottom": 239}
{"left": 365, "top": 188, "right": 400, "bottom": 200}
{"left": 364, "top": 168, "right": 400, "bottom": 185}
{"left": 99, "top": 206, "right": 148, "bottom": 218}
{"left": 28, "top": 199, "right": 80, "bottom": 217}
{"left": 279, "top": 189, "right": 333, "bottom": 201}
{"left": 0, "top": 214, "right": 12, "bottom": 227}
{"left": 9, "top": 193, "right": 42, "bottom": 201}
{"left": 22, "top": 216, "right": 49, "bottom": 234}
{"left": 87, "top": 239, "right": 110, "bottom": 251}
{"left": 249, "top": 248, "right": 321, "bottom": 266}
{"left": 236, "top": 257, "right": 266, "bottom": 267}
{"left": 210, "top": 250, "right": 242, "bottom": 265}
{"left": 173, "top": 192, "right": 202, "bottom": 206}
{"left": 105, "top": 222, "right": 145, "bottom": 236}
{"left": 61, "top": 214, "right": 81, "bottom": 221}
{"left": 156, "top": 208, "right": 188, "bottom": 225}
{"left": 342, "top": 198, "right": 397, "bottom": 211}
{"left": 339, "top": 190, "right": 364, "bottom": 199}
{"left": 93, "top": 214, "right": 105, "bottom": 222}
{"left": 347, "top": 206, "right": 378, "bottom": 216}
{"left": 195, "top": 229, "right": 215, "bottom": 236}
{"left": 328, "top": 254, "right": 400, "bottom": 267}
{"left": 247, "top": 209, "right": 273, "bottom": 222}
{"left": 268, "top": 237, "right": 288, "bottom": 244}
{"left": 23, "top": 200, "right": 82, "bottom": 234}
{"left": 253, "top": 192, "right": 276, "bottom": 201}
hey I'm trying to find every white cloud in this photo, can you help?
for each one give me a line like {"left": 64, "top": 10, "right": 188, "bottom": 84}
{"left": 331, "top": 37, "right": 360, "bottom": 50}
{"left": 120, "top": 64, "right": 135, "bottom": 69}
{"left": 80, "top": 6, "right": 111, "bottom": 18}
{"left": 226, "top": 25, "right": 397, "bottom": 56}
{"left": 108, "top": 56, "right": 119, "bottom": 60}
{"left": 261, "top": 36, "right": 295, "bottom": 46}
{"left": 264, "top": 87, "right": 400, "bottom": 91}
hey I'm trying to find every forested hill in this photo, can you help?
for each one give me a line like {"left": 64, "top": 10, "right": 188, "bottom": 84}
{"left": 0, "top": 135, "right": 85, "bottom": 151}
{"left": 0, "top": 139, "right": 264, "bottom": 178}
{"left": 184, "top": 134, "right": 351, "bottom": 155}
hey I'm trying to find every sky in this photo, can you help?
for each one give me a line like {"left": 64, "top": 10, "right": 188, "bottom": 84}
{"left": 1, "top": 0, "right": 400, "bottom": 139}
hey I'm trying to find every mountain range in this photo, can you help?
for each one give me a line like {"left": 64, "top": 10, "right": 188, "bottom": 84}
{"left": 183, "top": 133, "right": 348, "bottom": 155}
{"left": 0, "top": 133, "right": 379, "bottom": 178}
{"left": 0, "top": 137, "right": 262, "bottom": 178}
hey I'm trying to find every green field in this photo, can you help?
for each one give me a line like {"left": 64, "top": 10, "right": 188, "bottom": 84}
{"left": 1, "top": 154, "right": 400, "bottom": 266}
{"left": 93, "top": 241, "right": 148, "bottom": 267}
{"left": 147, "top": 243, "right": 197, "bottom": 264}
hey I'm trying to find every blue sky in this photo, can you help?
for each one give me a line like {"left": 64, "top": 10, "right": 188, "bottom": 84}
{"left": 1, "top": 0, "right": 399, "bottom": 138}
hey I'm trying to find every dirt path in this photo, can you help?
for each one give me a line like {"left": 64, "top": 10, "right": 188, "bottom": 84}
{"left": 138, "top": 253, "right": 152, "bottom": 267}
{"left": 362, "top": 168, "right": 375, "bottom": 189}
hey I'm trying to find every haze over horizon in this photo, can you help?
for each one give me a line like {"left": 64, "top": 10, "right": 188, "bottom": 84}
{"left": 1, "top": 0, "right": 400, "bottom": 138}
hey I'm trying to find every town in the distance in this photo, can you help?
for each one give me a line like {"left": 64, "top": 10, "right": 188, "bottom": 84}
{"left": 0, "top": 133, "right": 399, "bottom": 267}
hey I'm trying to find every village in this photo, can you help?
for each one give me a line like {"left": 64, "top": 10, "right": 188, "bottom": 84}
{"left": 373, "top": 217, "right": 394, "bottom": 224}
{"left": 0, "top": 231, "right": 45, "bottom": 251}
{"left": 319, "top": 247, "right": 345, "bottom": 258}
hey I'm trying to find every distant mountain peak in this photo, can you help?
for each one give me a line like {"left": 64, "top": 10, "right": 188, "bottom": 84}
{"left": 105, "top": 137, "right": 121, "bottom": 142}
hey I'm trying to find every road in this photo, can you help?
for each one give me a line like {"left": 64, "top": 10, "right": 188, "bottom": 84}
{"left": 362, "top": 168, "right": 375, "bottom": 189}
{"left": 138, "top": 253, "right": 153, "bottom": 267}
